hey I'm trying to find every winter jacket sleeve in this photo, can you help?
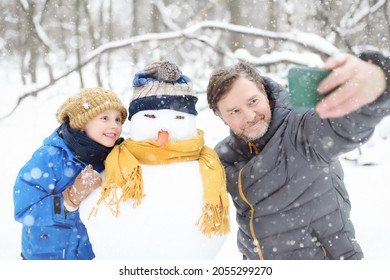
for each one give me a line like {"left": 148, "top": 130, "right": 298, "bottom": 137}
{"left": 290, "top": 51, "right": 390, "bottom": 163}
{"left": 358, "top": 51, "right": 390, "bottom": 116}
{"left": 14, "top": 145, "right": 80, "bottom": 227}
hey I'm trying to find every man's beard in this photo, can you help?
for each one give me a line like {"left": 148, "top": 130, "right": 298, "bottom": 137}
{"left": 236, "top": 114, "right": 270, "bottom": 141}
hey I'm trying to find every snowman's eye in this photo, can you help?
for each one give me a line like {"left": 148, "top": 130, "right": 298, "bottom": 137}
{"left": 144, "top": 114, "right": 156, "bottom": 119}
{"left": 175, "top": 115, "right": 185, "bottom": 120}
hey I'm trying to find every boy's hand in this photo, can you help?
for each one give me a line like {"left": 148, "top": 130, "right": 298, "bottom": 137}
{"left": 63, "top": 165, "right": 102, "bottom": 211}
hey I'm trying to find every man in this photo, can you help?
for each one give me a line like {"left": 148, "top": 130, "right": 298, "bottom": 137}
{"left": 206, "top": 51, "right": 389, "bottom": 260}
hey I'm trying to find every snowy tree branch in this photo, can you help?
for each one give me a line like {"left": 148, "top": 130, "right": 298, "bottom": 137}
{"left": 0, "top": 21, "right": 339, "bottom": 120}
{"left": 339, "top": 0, "right": 388, "bottom": 36}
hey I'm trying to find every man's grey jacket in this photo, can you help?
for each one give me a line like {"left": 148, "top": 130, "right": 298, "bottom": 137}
{"left": 215, "top": 51, "right": 390, "bottom": 260}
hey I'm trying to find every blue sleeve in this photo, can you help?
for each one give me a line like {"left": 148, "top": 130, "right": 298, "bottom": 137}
{"left": 13, "top": 145, "right": 81, "bottom": 227}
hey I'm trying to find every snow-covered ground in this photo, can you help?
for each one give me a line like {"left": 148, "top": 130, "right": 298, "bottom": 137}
{"left": 1, "top": 60, "right": 390, "bottom": 280}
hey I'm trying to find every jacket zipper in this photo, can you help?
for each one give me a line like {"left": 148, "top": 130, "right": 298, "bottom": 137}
{"left": 244, "top": 142, "right": 327, "bottom": 259}
{"left": 238, "top": 168, "right": 264, "bottom": 260}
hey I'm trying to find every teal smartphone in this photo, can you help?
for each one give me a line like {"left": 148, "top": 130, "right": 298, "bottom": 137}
{"left": 288, "top": 66, "right": 331, "bottom": 108}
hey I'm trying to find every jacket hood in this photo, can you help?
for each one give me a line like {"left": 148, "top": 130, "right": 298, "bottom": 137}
{"left": 43, "top": 127, "right": 73, "bottom": 152}
{"left": 42, "top": 127, "right": 83, "bottom": 166}
{"left": 43, "top": 127, "right": 72, "bottom": 153}
{"left": 43, "top": 127, "right": 105, "bottom": 171}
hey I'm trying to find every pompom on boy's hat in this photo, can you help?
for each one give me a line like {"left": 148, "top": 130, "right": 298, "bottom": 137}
{"left": 128, "top": 61, "right": 198, "bottom": 120}
{"left": 56, "top": 87, "right": 127, "bottom": 130}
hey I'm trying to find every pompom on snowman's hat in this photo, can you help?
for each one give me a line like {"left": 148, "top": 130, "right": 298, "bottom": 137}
{"left": 128, "top": 61, "right": 198, "bottom": 120}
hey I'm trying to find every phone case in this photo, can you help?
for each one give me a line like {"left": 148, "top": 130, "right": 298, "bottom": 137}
{"left": 288, "top": 66, "right": 331, "bottom": 108}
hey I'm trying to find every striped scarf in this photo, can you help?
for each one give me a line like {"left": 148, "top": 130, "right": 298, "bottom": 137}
{"left": 90, "top": 129, "right": 229, "bottom": 237}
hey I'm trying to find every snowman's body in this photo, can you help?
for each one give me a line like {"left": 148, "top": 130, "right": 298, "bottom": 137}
{"left": 80, "top": 110, "right": 228, "bottom": 259}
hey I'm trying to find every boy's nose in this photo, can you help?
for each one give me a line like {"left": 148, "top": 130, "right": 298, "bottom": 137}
{"left": 110, "top": 120, "right": 120, "bottom": 128}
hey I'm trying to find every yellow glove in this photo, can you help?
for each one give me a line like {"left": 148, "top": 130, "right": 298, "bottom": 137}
{"left": 63, "top": 165, "right": 102, "bottom": 211}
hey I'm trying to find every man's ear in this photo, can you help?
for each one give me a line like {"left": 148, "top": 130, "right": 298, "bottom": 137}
{"left": 261, "top": 84, "right": 272, "bottom": 108}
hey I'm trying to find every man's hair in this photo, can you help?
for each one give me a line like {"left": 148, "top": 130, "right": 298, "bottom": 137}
{"left": 206, "top": 62, "right": 264, "bottom": 114}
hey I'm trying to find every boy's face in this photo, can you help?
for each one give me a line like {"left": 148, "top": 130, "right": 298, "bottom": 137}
{"left": 216, "top": 77, "right": 272, "bottom": 141}
{"left": 83, "top": 109, "right": 123, "bottom": 147}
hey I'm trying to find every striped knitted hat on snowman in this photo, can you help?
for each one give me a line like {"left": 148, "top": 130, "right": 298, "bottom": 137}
{"left": 56, "top": 87, "right": 127, "bottom": 130}
{"left": 128, "top": 61, "right": 198, "bottom": 120}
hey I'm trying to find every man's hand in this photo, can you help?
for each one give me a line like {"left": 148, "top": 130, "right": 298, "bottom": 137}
{"left": 316, "top": 53, "right": 386, "bottom": 119}
{"left": 63, "top": 165, "right": 102, "bottom": 211}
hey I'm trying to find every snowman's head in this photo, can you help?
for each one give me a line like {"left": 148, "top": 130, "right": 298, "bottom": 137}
{"left": 128, "top": 109, "right": 197, "bottom": 142}
{"left": 128, "top": 61, "right": 198, "bottom": 121}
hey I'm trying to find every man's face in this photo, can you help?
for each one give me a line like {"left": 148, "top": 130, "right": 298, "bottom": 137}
{"left": 216, "top": 77, "right": 272, "bottom": 141}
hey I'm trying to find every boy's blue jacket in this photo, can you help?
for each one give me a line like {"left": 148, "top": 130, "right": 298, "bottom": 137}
{"left": 14, "top": 128, "right": 103, "bottom": 260}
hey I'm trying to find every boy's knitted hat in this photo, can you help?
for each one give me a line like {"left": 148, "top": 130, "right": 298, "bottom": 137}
{"left": 128, "top": 60, "right": 198, "bottom": 120}
{"left": 56, "top": 87, "right": 127, "bottom": 130}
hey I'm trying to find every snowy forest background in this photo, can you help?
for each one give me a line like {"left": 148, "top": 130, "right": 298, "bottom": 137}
{"left": 2, "top": 0, "right": 390, "bottom": 105}
{"left": 1, "top": 0, "right": 390, "bottom": 261}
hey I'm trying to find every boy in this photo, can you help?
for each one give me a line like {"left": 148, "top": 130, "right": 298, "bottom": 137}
{"left": 13, "top": 87, "right": 127, "bottom": 260}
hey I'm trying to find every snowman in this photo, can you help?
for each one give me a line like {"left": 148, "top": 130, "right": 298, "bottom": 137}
{"left": 80, "top": 61, "right": 229, "bottom": 259}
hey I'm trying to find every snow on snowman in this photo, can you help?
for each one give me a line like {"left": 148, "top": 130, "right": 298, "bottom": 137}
{"left": 80, "top": 61, "right": 230, "bottom": 259}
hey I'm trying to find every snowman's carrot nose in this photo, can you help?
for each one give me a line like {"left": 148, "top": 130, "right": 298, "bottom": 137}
{"left": 157, "top": 130, "right": 169, "bottom": 148}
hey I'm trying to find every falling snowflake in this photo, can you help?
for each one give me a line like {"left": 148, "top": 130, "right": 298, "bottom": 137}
{"left": 83, "top": 102, "right": 90, "bottom": 109}
{"left": 30, "top": 168, "right": 42, "bottom": 179}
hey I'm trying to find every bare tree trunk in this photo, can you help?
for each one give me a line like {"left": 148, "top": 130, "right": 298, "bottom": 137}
{"left": 132, "top": 0, "right": 140, "bottom": 64}
{"left": 152, "top": 2, "right": 159, "bottom": 32}
{"left": 75, "top": 0, "right": 84, "bottom": 87}
{"left": 228, "top": 0, "right": 242, "bottom": 51}
{"left": 17, "top": 5, "right": 27, "bottom": 85}
{"left": 19, "top": 0, "right": 38, "bottom": 84}
{"left": 27, "top": 8, "right": 37, "bottom": 84}
{"left": 82, "top": 0, "right": 102, "bottom": 86}
{"left": 265, "top": 0, "right": 279, "bottom": 73}
{"left": 382, "top": 0, "right": 390, "bottom": 50}
{"left": 40, "top": 0, "right": 54, "bottom": 82}
{"left": 267, "top": 1, "right": 278, "bottom": 49}
{"left": 57, "top": 0, "right": 70, "bottom": 69}
{"left": 105, "top": 0, "right": 113, "bottom": 85}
